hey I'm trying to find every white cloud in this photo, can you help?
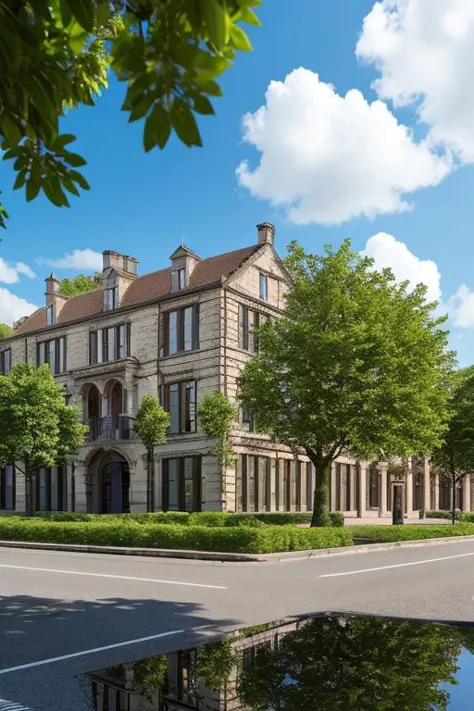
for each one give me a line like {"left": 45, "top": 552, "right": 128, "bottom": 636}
{"left": 0, "top": 288, "right": 38, "bottom": 326}
{"left": 38, "top": 249, "right": 102, "bottom": 271}
{"left": 0, "top": 258, "right": 36, "bottom": 284}
{"left": 448, "top": 285, "right": 474, "bottom": 328}
{"left": 236, "top": 68, "right": 451, "bottom": 225}
{"left": 357, "top": 0, "right": 474, "bottom": 162}
{"left": 362, "top": 232, "right": 441, "bottom": 302}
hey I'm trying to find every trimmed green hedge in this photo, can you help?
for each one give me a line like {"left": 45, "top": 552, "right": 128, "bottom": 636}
{"left": 462, "top": 513, "right": 474, "bottom": 523}
{"left": 348, "top": 523, "right": 474, "bottom": 542}
{"left": 0, "top": 518, "right": 353, "bottom": 553}
{"left": 425, "top": 510, "right": 456, "bottom": 520}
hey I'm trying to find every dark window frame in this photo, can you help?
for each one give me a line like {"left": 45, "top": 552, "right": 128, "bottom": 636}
{"left": 162, "top": 457, "right": 202, "bottom": 512}
{"left": 0, "top": 466, "right": 15, "bottom": 510}
{"left": 161, "top": 379, "right": 197, "bottom": 434}
{"left": 90, "top": 324, "right": 131, "bottom": 365}
{"left": 163, "top": 304, "right": 200, "bottom": 356}
{"left": 0, "top": 348, "right": 11, "bottom": 375}
{"left": 36, "top": 466, "right": 66, "bottom": 512}
{"left": 259, "top": 272, "right": 268, "bottom": 301}
{"left": 36, "top": 336, "right": 67, "bottom": 374}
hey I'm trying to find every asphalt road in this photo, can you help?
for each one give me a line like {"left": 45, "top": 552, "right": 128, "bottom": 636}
{"left": 2, "top": 540, "right": 474, "bottom": 709}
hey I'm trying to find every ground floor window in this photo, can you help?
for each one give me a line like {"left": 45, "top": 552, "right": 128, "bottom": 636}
{"left": 100, "top": 461, "right": 130, "bottom": 514}
{"left": 162, "top": 457, "right": 201, "bottom": 512}
{"left": 37, "top": 467, "right": 67, "bottom": 512}
{"left": 238, "top": 455, "right": 271, "bottom": 512}
{"left": 0, "top": 466, "right": 15, "bottom": 510}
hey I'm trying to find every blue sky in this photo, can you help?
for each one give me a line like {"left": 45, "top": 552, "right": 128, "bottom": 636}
{"left": 2, "top": 0, "right": 474, "bottom": 362}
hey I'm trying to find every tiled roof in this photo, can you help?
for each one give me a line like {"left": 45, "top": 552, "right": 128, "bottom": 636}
{"left": 12, "top": 244, "right": 260, "bottom": 337}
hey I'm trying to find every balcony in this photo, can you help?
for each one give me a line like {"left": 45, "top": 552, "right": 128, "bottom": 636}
{"left": 85, "top": 415, "right": 137, "bottom": 442}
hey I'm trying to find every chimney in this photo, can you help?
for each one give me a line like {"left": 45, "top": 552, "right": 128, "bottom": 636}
{"left": 169, "top": 244, "right": 200, "bottom": 292}
{"left": 102, "top": 251, "right": 138, "bottom": 308}
{"left": 257, "top": 222, "right": 275, "bottom": 246}
{"left": 45, "top": 272, "right": 68, "bottom": 324}
{"left": 102, "top": 250, "right": 138, "bottom": 276}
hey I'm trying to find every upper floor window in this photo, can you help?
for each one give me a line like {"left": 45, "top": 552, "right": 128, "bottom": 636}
{"left": 239, "top": 306, "right": 261, "bottom": 353}
{"left": 89, "top": 323, "right": 131, "bottom": 365}
{"left": 163, "top": 304, "right": 199, "bottom": 356}
{"left": 0, "top": 466, "right": 15, "bottom": 510}
{"left": 161, "top": 380, "right": 197, "bottom": 434}
{"left": 178, "top": 268, "right": 186, "bottom": 289}
{"left": 259, "top": 272, "right": 268, "bottom": 301}
{"left": 104, "top": 275, "right": 119, "bottom": 311}
{"left": 241, "top": 407, "right": 255, "bottom": 432}
{"left": 47, "top": 303, "right": 57, "bottom": 326}
{"left": 0, "top": 348, "right": 11, "bottom": 375}
{"left": 37, "top": 337, "right": 67, "bottom": 374}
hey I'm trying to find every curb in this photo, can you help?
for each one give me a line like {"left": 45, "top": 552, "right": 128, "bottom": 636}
{"left": 1, "top": 534, "right": 474, "bottom": 562}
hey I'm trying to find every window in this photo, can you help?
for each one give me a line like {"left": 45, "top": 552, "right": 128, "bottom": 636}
{"left": 239, "top": 306, "right": 261, "bottom": 352}
{"left": 0, "top": 348, "right": 11, "bottom": 375}
{"left": 162, "top": 457, "right": 201, "bottom": 512}
{"left": 259, "top": 272, "right": 268, "bottom": 300}
{"left": 241, "top": 407, "right": 254, "bottom": 432}
{"left": 161, "top": 380, "right": 197, "bottom": 434}
{"left": 163, "top": 304, "right": 199, "bottom": 356}
{"left": 36, "top": 467, "right": 67, "bottom": 512}
{"left": 47, "top": 303, "right": 56, "bottom": 326}
{"left": 37, "top": 337, "right": 67, "bottom": 374}
{"left": 238, "top": 455, "right": 270, "bottom": 512}
{"left": 0, "top": 466, "right": 15, "bottom": 510}
{"left": 89, "top": 324, "right": 131, "bottom": 364}
{"left": 178, "top": 268, "right": 186, "bottom": 289}
{"left": 104, "top": 278, "right": 119, "bottom": 311}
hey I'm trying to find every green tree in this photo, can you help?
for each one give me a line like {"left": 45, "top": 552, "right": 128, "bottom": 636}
{"left": 0, "top": 0, "right": 261, "bottom": 229}
{"left": 431, "top": 366, "right": 474, "bottom": 524}
{"left": 134, "top": 394, "right": 170, "bottom": 512}
{"left": 0, "top": 363, "right": 87, "bottom": 516}
{"left": 197, "top": 391, "right": 237, "bottom": 468}
{"left": 238, "top": 616, "right": 462, "bottom": 711}
{"left": 238, "top": 240, "right": 453, "bottom": 526}
{"left": 195, "top": 640, "right": 236, "bottom": 692}
{"left": 58, "top": 273, "right": 101, "bottom": 296}
{"left": 0, "top": 323, "right": 12, "bottom": 339}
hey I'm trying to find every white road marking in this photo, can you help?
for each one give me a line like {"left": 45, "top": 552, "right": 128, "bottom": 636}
{"left": 0, "top": 630, "right": 183, "bottom": 676}
{"left": 0, "top": 564, "right": 227, "bottom": 590}
{"left": 0, "top": 701, "right": 30, "bottom": 710}
{"left": 319, "top": 550, "right": 474, "bottom": 578}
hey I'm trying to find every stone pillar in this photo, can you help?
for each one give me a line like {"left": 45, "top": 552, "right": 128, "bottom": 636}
{"left": 349, "top": 465, "right": 357, "bottom": 513}
{"left": 377, "top": 462, "right": 388, "bottom": 516}
{"left": 405, "top": 458, "right": 413, "bottom": 515}
{"left": 433, "top": 473, "right": 440, "bottom": 510}
{"left": 270, "top": 458, "right": 277, "bottom": 512}
{"left": 423, "top": 457, "right": 431, "bottom": 512}
{"left": 330, "top": 463, "right": 337, "bottom": 512}
{"left": 74, "top": 463, "right": 87, "bottom": 512}
{"left": 14, "top": 467, "right": 26, "bottom": 514}
{"left": 358, "top": 463, "right": 367, "bottom": 518}
{"left": 463, "top": 477, "right": 471, "bottom": 512}
{"left": 300, "top": 462, "right": 307, "bottom": 513}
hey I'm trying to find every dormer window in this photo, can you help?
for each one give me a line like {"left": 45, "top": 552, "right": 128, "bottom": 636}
{"left": 47, "top": 303, "right": 56, "bottom": 326}
{"left": 178, "top": 268, "right": 186, "bottom": 289}
{"left": 104, "top": 276, "right": 119, "bottom": 311}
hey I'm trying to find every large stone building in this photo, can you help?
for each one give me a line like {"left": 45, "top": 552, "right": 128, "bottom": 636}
{"left": 0, "top": 223, "right": 465, "bottom": 517}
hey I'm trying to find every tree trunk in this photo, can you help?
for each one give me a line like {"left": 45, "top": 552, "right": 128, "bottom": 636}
{"left": 311, "top": 460, "right": 331, "bottom": 527}
{"left": 451, "top": 471, "right": 457, "bottom": 525}
{"left": 24, "top": 467, "right": 34, "bottom": 518}
{"left": 146, "top": 449, "right": 155, "bottom": 513}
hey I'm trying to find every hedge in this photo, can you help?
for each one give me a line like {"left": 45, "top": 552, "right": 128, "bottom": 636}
{"left": 0, "top": 518, "right": 353, "bottom": 553}
{"left": 425, "top": 510, "right": 457, "bottom": 520}
{"left": 347, "top": 523, "right": 474, "bottom": 542}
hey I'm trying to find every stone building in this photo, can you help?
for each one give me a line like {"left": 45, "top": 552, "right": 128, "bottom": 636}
{"left": 0, "top": 223, "right": 463, "bottom": 517}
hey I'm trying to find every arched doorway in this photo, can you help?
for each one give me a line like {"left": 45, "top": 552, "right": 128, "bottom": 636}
{"left": 100, "top": 459, "right": 130, "bottom": 514}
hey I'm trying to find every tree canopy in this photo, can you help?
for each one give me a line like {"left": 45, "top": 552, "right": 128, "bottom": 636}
{"left": 238, "top": 615, "right": 463, "bottom": 711}
{"left": 0, "top": 0, "right": 261, "bottom": 229}
{"left": 0, "top": 363, "right": 87, "bottom": 515}
{"left": 197, "top": 391, "right": 237, "bottom": 467}
{"left": 134, "top": 394, "right": 170, "bottom": 512}
{"left": 0, "top": 323, "right": 12, "bottom": 339}
{"left": 58, "top": 273, "right": 102, "bottom": 296}
{"left": 238, "top": 240, "right": 454, "bottom": 526}
{"left": 431, "top": 366, "right": 474, "bottom": 522}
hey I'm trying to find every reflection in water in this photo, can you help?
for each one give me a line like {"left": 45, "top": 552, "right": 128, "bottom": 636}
{"left": 88, "top": 616, "right": 474, "bottom": 711}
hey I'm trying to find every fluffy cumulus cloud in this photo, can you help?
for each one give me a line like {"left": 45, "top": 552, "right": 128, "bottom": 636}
{"left": 236, "top": 68, "right": 451, "bottom": 224}
{"left": 0, "top": 258, "right": 36, "bottom": 284}
{"left": 362, "top": 232, "right": 441, "bottom": 302}
{"left": 357, "top": 0, "right": 474, "bottom": 162}
{"left": 0, "top": 288, "right": 38, "bottom": 326}
{"left": 448, "top": 286, "right": 474, "bottom": 328}
{"left": 37, "top": 248, "right": 102, "bottom": 271}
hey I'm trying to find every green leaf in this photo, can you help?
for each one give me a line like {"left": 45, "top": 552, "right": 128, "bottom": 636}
{"left": 128, "top": 93, "right": 155, "bottom": 123}
{"left": 69, "top": 170, "right": 90, "bottom": 190}
{"left": 202, "top": 0, "right": 228, "bottom": 49}
{"left": 23, "top": 76, "right": 56, "bottom": 128}
{"left": 43, "top": 174, "right": 70, "bottom": 207}
{"left": 13, "top": 171, "right": 27, "bottom": 190}
{"left": 170, "top": 100, "right": 202, "bottom": 148}
{"left": 2, "top": 147, "right": 22, "bottom": 161}
{"left": 59, "top": 0, "right": 72, "bottom": 26}
{"left": 63, "top": 153, "right": 87, "bottom": 168}
{"left": 26, "top": 176, "right": 41, "bottom": 203}
{"left": 193, "top": 95, "right": 215, "bottom": 115}
{"left": 230, "top": 24, "right": 253, "bottom": 51}
{"left": 65, "top": 0, "right": 94, "bottom": 32}
{"left": 195, "top": 78, "right": 222, "bottom": 96}
{"left": 55, "top": 134, "right": 77, "bottom": 149}
{"left": 0, "top": 116, "right": 21, "bottom": 147}
{"left": 61, "top": 175, "right": 80, "bottom": 196}
{"left": 144, "top": 103, "right": 171, "bottom": 152}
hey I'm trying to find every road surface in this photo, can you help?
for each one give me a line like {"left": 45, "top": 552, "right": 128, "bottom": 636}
{"left": 1, "top": 540, "right": 474, "bottom": 709}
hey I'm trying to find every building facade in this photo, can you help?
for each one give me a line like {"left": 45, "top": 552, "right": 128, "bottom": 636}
{"left": 0, "top": 223, "right": 464, "bottom": 518}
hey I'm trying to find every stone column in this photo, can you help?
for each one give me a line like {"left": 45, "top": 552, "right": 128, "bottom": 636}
{"left": 433, "top": 473, "right": 440, "bottom": 510}
{"left": 14, "top": 466, "right": 26, "bottom": 514}
{"left": 377, "top": 462, "right": 388, "bottom": 516}
{"left": 358, "top": 463, "right": 367, "bottom": 518}
{"left": 423, "top": 457, "right": 431, "bottom": 512}
{"left": 463, "top": 477, "right": 471, "bottom": 512}
{"left": 330, "top": 463, "right": 337, "bottom": 512}
{"left": 405, "top": 458, "right": 413, "bottom": 515}
{"left": 74, "top": 463, "right": 87, "bottom": 512}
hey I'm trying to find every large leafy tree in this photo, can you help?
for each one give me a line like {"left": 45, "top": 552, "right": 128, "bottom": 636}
{"left": 134, "top": 394, "right": 169, "bottom": 512}
{"left": 0, "top": 0, "right": 260, "bottom": 229}
{"left": 0, "top": 323, "right": 12, "bottom": 339}
{"left": 238, "top": 616, "right": 462, "bottom": 711}
{"left": 0, "top": 363, "right": 87, "bottom": 515}
{"left": 431, "top": 366, "right": 474, "bottom": 524}
{"left": 58, "top": 273, "right": 101, "bottom": 296}
{"left": 238, "top": 240, "right": 453, "bottom": 526}
{"left": 197, "top": 391, "right": 237, "bottom": 467}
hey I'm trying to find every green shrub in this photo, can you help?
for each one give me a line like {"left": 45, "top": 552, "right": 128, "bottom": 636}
{"left": 188, "top": 512, "right": 232, "bottom": 527}
{"left": 462, "top": 512, "right": 474, "bottom": 523}
{"left": 425, "top": 510, "right": 454, "bottom": 520}
{"left": 234, "top": 512, "right": 313, "bottom": 526}
{"left": 0, "top": 518, "right": 352, "bottom": 553}
{"left": 329, "top": 512, "right": 345, "bottom": 527}
{"left": 347, "top": 523, "right": 474, "bottom": 542}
